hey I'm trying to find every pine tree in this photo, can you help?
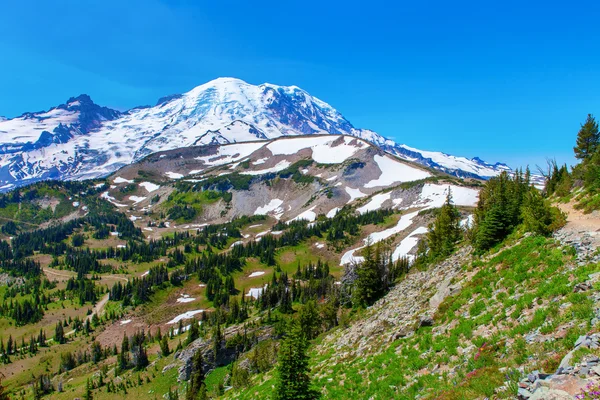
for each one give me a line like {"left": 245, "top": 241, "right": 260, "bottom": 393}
{"left": 186, "top": 349, "right": 207, "bottom": 400}
{"left": 186, "top": 319, "right": 199, "bottom": 345}
{"left": 273, "top": 322, "right": 320, "bottom": 400}
{"left": 522, "top": 190, "right": 566, "bottom": 235}
{"left": 352, "top": 240, "right": 383, "bottom": 307}
{"left": 54, "top": 322, "right": 65, "bottom": 344}
{"left": 297, "top": 301, "right": 321, "bottom": 340}
{"left": 426, "top": 188, "right": 462, "bottom": 259}
{"left": 574, "top": 114, "right": 599, "bottom": 160}
{"left": 118, "top": 334, "right": 129, "bottom": 371}
{"left": 84, "top": 378, "right": 93, "bottom": 400}
{"left": 160, "top": 335, "right": 170, "bottom": 357}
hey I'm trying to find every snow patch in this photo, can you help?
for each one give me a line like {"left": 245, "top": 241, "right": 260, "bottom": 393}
{"left": 114, "top": 177, "right": 133, "bottom": 184}
{"left": 254, "top": 199, "right": 284, "bottom": 219}
{"left": 167, "top": 310, "right": 204, "bottom": 324}
{"left": 392, "top": 226, "right": 428, "bottom": 262}
{"left": 139, "top": 182, "right": 160, "bottom": 192}
{"left": 345, "top": 187, "right": 367, "bottom": 202}
{"left": 357, "top": 192, "right": 391, "bottom": 214}
{"left": 364, "top": 155, "right": 431, "bottom": 188}
{"left": 165, "top": 171, "right": 184, "bottom": 179}
{"left": 176, "top": 294, "right": 196, "bottom": 303}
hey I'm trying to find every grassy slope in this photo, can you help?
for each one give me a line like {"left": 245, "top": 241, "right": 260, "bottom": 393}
{"left": 218, "top": 234, "right": 599, "bottom": 399}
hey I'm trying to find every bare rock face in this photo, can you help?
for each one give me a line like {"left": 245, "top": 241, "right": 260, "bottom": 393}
{"left": 174, "top": 325, "right": 274, "bottom": 382}
{"left": 318, "top": 246, "right": 472, "bottom": 360}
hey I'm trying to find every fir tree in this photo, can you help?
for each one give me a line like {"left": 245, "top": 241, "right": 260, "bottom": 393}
{"left": 522, "top": 190, "right": 566, "bottom": 235}
{"left": 352, "top": 240, "right": 383, "bottom": 307}
{"left": 273, "top": 322, "right": 320, "bottom": 400}
{"left": 297, "top": 301, "right": 321, "bottom": 340}
{"left": 426, "top": 188, "right": 462, "bottom": 259}
{"left": 574, "top": 114, "right": 599, "bottom": 160}
{"left": 84, "top": 378, "right": 93, "bottom": 400}
{"left": 186, "top": 319, "right": 199, "bottom": 345}
{"left": 160, "top": 335, "right": 170, "bottom": 357}
{"left": 186, "top": 349, "right": 207, "bottom": 400}
{"left": 54, "top": 322, "right": 65, "bottom": 344}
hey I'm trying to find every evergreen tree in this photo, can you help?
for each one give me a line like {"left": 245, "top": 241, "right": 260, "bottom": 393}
{"left": 54, "top": 322, "right": 65, "bottom": 344}
{"left": 118, "top": 334, "right": 129, "bottom": 371}
{"left": 574, "top": 114, "right": 599, "bottom": 160}
{"left": 186, "top": 349, "right": 207, "bottom": 400}
{"left": 426, "top": 188, "right": 462, "bottom": 259}
{"left": 160, "top": 335, "right": 170, "bottom": 357}
{"left": 352, "top": 241, "right": 383, "bottom": 307}
{"left": 273, "top": 322, "right": 320, "bottom": 400}
{"left": 522, "top": 190, "right": 566, "bottom": 235}
{"left": 84, "top": 378, "right": 93, "bottom": 400}
{"left": 186, "top": 319, "right": 199, "bottom": 345}
{"left": 297, "top": 301, "right": 321, "bottom": 340}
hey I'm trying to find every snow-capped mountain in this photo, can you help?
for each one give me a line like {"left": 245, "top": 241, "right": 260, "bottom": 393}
{"left": 0, "top": 77, "right": 510, "bottom": 190}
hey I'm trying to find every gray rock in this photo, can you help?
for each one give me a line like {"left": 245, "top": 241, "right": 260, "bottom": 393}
{"left": 518, "top": 387, "right": 532, "bottom": 399}
{"left": 529, "top": 387, "right": 573, "bottom": 400}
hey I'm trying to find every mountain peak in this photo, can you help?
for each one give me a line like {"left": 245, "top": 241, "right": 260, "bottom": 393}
{"left": 68, "top": 93, "right": 93, "bottom": 103}
{"left": 0, "top": 77, "right": 511, "bottom": 189}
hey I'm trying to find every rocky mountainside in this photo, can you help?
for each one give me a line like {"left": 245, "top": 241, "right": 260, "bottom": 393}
{"left": 0, "top": 77, "right": 510, "bottom": 190}
{"left": 104, "top": 134, "right": 480, "bottom": 265}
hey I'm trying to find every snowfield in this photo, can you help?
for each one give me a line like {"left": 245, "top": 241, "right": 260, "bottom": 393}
{"left": 345, "top": 187, "right": 367, "bottom": 202}
{"left": 357, "top": 192, "right": 391, "bottom": 214}
{"left": 241, "top": 160, "right": 291, "bottom": 175}
{"left": 413, "top": 184, "right": 479, "bottom": 209}
{"left": 165, "top": 171, "right": 184, "bottom": 179}
{"left": 392, "top": 226, "right": 428, "bottom": 262}
{"left": 289, "top": 206, "right": 317, "bottom": 223}
{"left": 194, "top": 141, "right": 266, "bottom": 167}
{"left": 167, "top": 310, "right": 205, "bottom": 324}
{"left": 176, "top": 295, "right": 196, "bottom": 303}
{"left": 139, "top": 182, "right": 160, "bottom": 192}
{"left": 254, "top": 199, "right": 284, "bottom": 219}
{"left": 364, "top": 155, "right": 431, "bottom": 188}
{"left": 267, "top": 135, "right": 368, "bottom": 164}
{"left": 326, "top": 207, "right": 340, "bottom": 218}
{"left": 114, "top": 177, "right": 133, "bottom": 184}
{"left": 340, "top": 211, "right": 420, "bottom": 265}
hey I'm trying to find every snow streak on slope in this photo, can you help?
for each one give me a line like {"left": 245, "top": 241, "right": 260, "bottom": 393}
{"left": 364, "top": 155, "right": 431, "bottom": 188}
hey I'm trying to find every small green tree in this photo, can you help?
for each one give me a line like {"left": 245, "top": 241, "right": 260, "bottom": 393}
{"left": 297, "top": 301, "right": 321, "bottom": 340}
{"left": 352, "top": 240, "right": 383, "bottom": 307}
{"left": 186, "top": 349, "right": 207, "bottom": 400}
{"left": 522, "top": 190, "right": 566, "bottom": 235}
{"left": 186, "top": 319, "right": 199, "bottom": 345}
{"left": 160, "top": 335, "right": 170, "bottom": 357}
{"left": 426, "top": 188, "right": 462, "bottom": 259}
{"left": 84, "top": 378, "right": 93, "bottom": 400}
{"left": 273, "top": 322, "right": 320, "bottom": 400}
{"left": 54, "top": 322, "right": 65, "bottom": 344}
{"left": 574, "top": 114, "right": 599, "bottom": 160}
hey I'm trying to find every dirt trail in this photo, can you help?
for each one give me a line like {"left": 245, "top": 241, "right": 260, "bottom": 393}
{"left": 43, "top": 267, "right": 128, "bottom": 283}
{"left": 65, "top": 293, "right": 110, "bottom": 337}
{"left": 43, "top": 267, "right": 75, "bottom": 281}
{"left": 558, "top": 202, "right": 600, "bottom": 233}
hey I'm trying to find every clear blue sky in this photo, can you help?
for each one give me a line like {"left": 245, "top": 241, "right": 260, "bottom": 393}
{"left": 1, "top": 0, "right": 599, "bottom": 169}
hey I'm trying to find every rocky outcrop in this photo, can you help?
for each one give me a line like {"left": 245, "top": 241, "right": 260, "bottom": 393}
{"left": 318, "top": 246, "right": 472, "bottom": 359}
